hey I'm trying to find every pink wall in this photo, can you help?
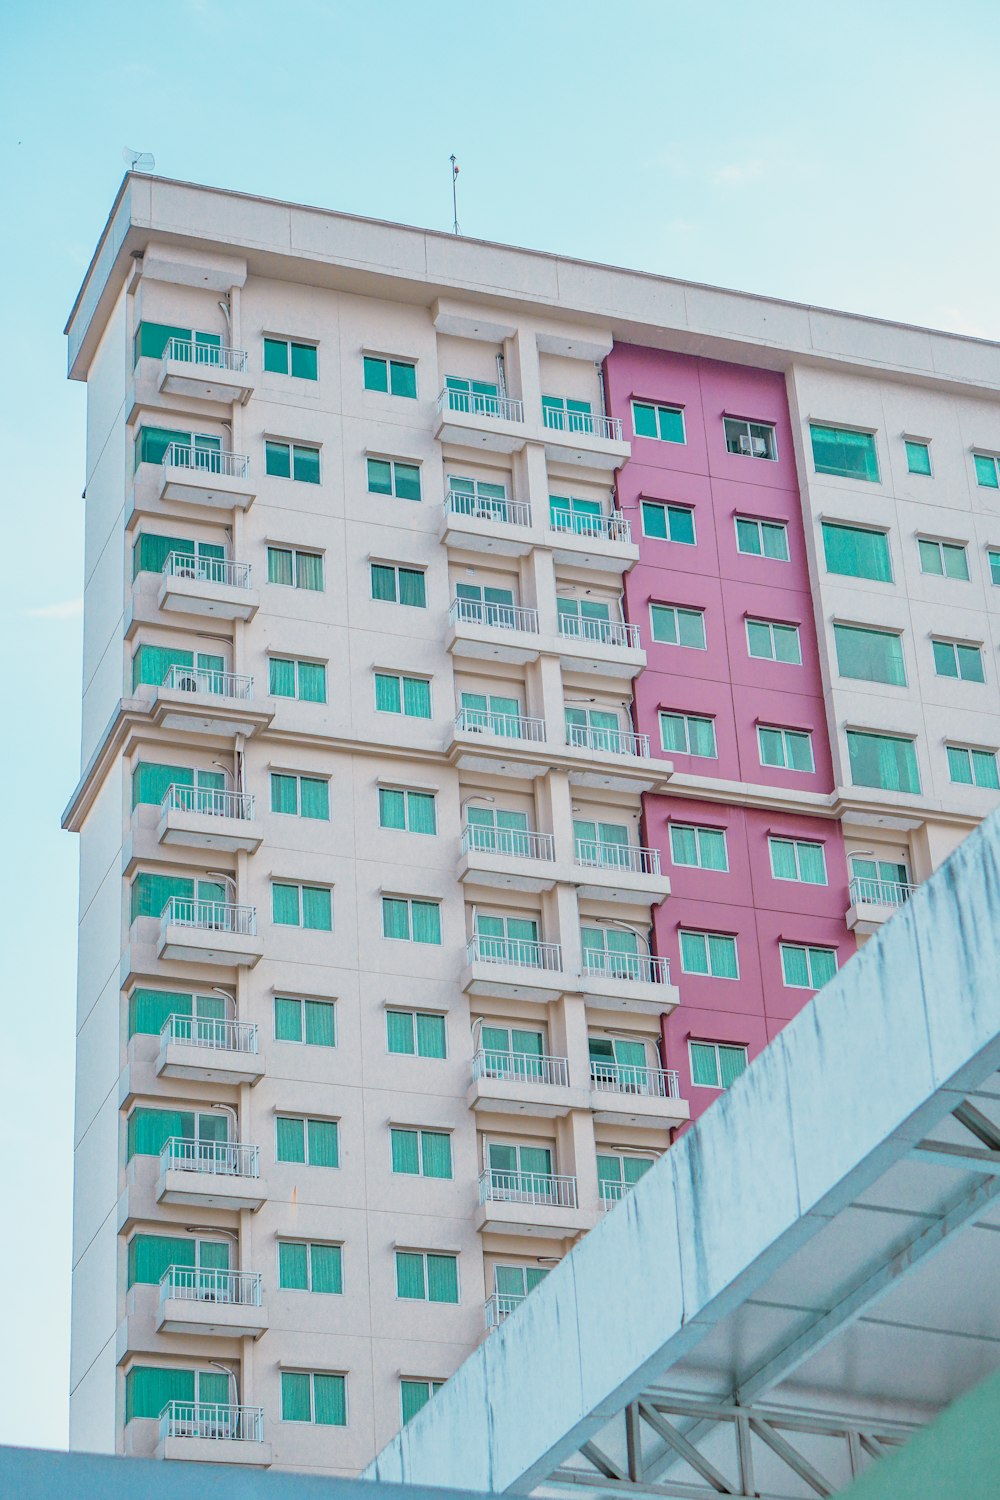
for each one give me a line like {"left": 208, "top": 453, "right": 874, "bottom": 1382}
{"left": 603, "top": 345, "right": 855, "bottom": 1120}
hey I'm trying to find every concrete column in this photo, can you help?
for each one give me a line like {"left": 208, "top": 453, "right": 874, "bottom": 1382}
{"left": 526, "top": 543, "right": 558, "bottom": 633}
{"left": 535, "top": 653, "right": 566, "bottom": 742}
{"left": 546, "top": 880, "right": 582, "bottom": 973}
{"left": 560, "top": 992, "right": 592, "bottom": 1092}
{"left": 521, "top": 440, "right": 550, "bottom": 524}
{"left": 504, "top": 327, "right": 541, "bottom": 417}
{"left": 560, "top": 1105, "right": 598, "bottom": 1213}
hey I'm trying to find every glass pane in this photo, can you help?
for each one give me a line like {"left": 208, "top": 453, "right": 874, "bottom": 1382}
{"left": 943, "top": 545, "right": 969, "bottom": 581}
{"left": 290, "top": 343, "right": 318, "bottom": 380}
{"left": 708, "top": 935, "right": 738, "bottom": 978}
{"left": 632, "top": 402, "right": 658, "bottom": 438}
{"left": 275, "top": 996, "right": 303, "bottom": 1042}
{"left": 411, "top": 901, "right": 441, "bottom": 944}
{"left": 747, "top": 621, "right": 773, "bottom": 659}
{"left": 271, "top": 773, "right": 298, "bottom": 814}
{"left": 787, "top": 732, "right": 813, "bottom": 772}
{"left": 809, "top": 948, "right": 838, "bottom": 988}
{"left": 641, "top": 501, "right": 667, "bottom": 539}
{"left": 918, "top": 539, "right": 943, "bottom": 575}
{"left": 375, "top": 673, "right": 401, "bottom": 713}
{"left": 276, "top": 1116, "right": 305, "bottom": 1163}
{"left": 364, "top": 356, "right": 388, "bottom": 392}
{"left": 781, "top": 946, "right": 810, "bottom": 987}
{"left": 847, "top": 732, "right": 919, "bottom": 793}
{"left": 310, "top": 1243, "right": 342, "bottom": 1294}
{"left": 975, "top": 454, "right": 998, "bottom": 488}
{"left": 972, "top": 750, "right": 1000, "bottom": 789}
{"left": 299, "top": 778, "right": 329, "bottom": 820}
{"left": 679, "top": 931, "right": 708, "bottom": 974}
{"left": 407, "top": 792, "right": 436, "bottom": 834}
{"left": 295, "top": 550, "right": 324, "bottom": 590}
{"left": 368, "top": 458, "right": 392, "bottom": 493}
{"left": 129, "top": 988, "right": 192, "bottom": 1037}
{"left": 371, "top": 564, "right": 397, "bottom": 602}
{"left": 389, "top": 361, "right": 417, "bottom": 398}
{"left": 137, "top": 322, "right": 193, "bottom": 360}
{"left": 269, "top": 658, "right": 296, "bottom": 697}
{"left": 394, "top": 463, "right": 422, "bottom": 501}
{"left": 281, "top": 1371, "right": 312, "bottom": 1422}
{"left": 657, "top": 406, "right": 685, "bottom": 442}
{"left": 398, "top": 569, "right": 426, "bottom": 608}
{"left": 762, "top": 523, "right": 789, "bottom": 560}
{"left": 126, "top": 1367, "right": 194, "bottom": 1422}
{"left": 302, "top": 886, "right": 332, "bottom": 930}
{"left": 797, "top": 843, "right": 827, "bottom": 885}
{"left": 689, "top": 717, "right": 717, "bottom": 758}
{"left": 773, "top": 625, "right": 800, "bottom": 664}
{"left": 307, "top": 1119, "right": 338, "bottom": 1167}
{"left": 736, "top": 518, "right": 761, "bottom": 555}
{"left": 396, "top": 1250, "right": 426, "bottom": 1297}
{"left": 718, "top": 1046, "right": 748, "bottom": 1087}
{"left": 689, "top": 1043, "right": 720, "bottom": 1087}
{"left": 387, "top": 1010, "right": 415, "bottom": 1054}
{"left": 700, "top": 829, "right": 728, "bottom": 870}
{"left": 279, "top": 1241, "right": 309, "bottom": 1289}
{"left": 297, "top": 663, "right": 326, "bottom": 702}
{"left": 810, "top": 425, "right": 879, "bottom": 482}
{"left": 304, "top": 1001, "right": 335, "bottom": 1047}
{"left": 416, "top": 1013, "right": 446, "bottom": 1057}
{"left": 420, "top": 1132, "right": 452, "bottom": 1179}
{"left": 272, "top": 883, "right": 301, "bottom": 926}
{"left": 401, "top": 1381, "right": 431, "bottom": 1423}
{"left": 313, "top": 1374, "right": 346, "bottom": 1426}
{"left": 905, "top": 440, "right": 932, "bottom": 476}
{"left": 264, "top": 338, "right": 289, "bottom": 374}
{"left": 265, "top": 441, "right": 292, "bottom": 478}
{"left": 822, "top": 523, "right": 892, "bottom": 582}
{"left": 383, "top": 898, "right": 410, "bottom": 940}
{"left": 379, "top": 788, "right": 406, "bottom": 829}
{"left": 132, "top": 761, "right": 190, "bottom": 808}
{"left": 392, "top": 1129, "right": 420, "bottom": 1174}
{"left": 758, "top": 728, "right": 784, "bottom": 767}
{"left": 128, "top": 1233, "right": 192, "bottom": 1286}
{"left": 403, "top": 677, "right": 431, "bottom": 718}
{"left": 769, "top": 839, "right": 798, "bottom": 880}
{"left": 426, "top": 1254, "right": 459, "bottom": 1302}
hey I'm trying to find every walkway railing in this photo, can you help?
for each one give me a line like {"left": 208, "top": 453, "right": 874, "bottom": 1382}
{"left": 163, "top": 783, "right": 254, "bottom": 820}
{"left": 479, "top": 1168, "right": 578, "bottom": 1209}
{"left": 567, "top": 723, "right": 650, "bottom": 758}
{"left": 849, "top": 876, "right": 916, "bottom": 908}
{"left": 158, "top": 1401, "right": 264, "bottom": 1443}
{"left": 160, "top": 896, "right": 257, "bottom": 937}
{"left": 159, "top": 1265, "right": 262, "bottom": 1305}
{"left": 446, "top": 487, "right": 531, "bottom": 527}
{"left": 160, "top": 1137, "right": 260, "bottom": 1178}
{"left": 455, "top": 706, "right": 546, "bottom": 741}
{"left": 473, "top": 1049, "right": 569, "bottom": 1087}
{"left": 575, "top": 839, "right": 661, "bottom": 875}
{"left": 467, "top": 934, "right": 563, "bottom": 971}
{"left": 485, "top": 1291, "right": 524, "bottom": 1328}
{"left": 439, "top": 387, "right": 523, "bottom": 423}
{"left": 450, "top": 597, "right": 539, "bottom": 633}
{"left": 583, "top": 951, "right": 671, "bottom": 985}
{"left": 548, "top": 510, "right": 632, "bottom": 543}
{"left": 543, "top": 408, "right": 622, "bottom": 441}
{"left": 162, "top": 338, "right": 249, "bottom": 373}
{"left": 558, "top": 615, "right": 640, "bottom": 649}
{"left": 590, "top": 1062, "right": 680, "bottom": 1098}
{"left": 163, "top": 441, "right": 250, "bottom": 479}
{"left": 162, "top": 1013, "right": 259, "bottom": 1054}
{"left": 163, "top": 551, "right": 252, "bottom": 590}
{"left": 160, "top": 664, "right": 253, "bottom": 699}
{"left": 462, "top": 824, "right": 555, "bottom": 862}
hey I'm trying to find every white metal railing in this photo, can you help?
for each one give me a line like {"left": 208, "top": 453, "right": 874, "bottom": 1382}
{"left": 485, "top": 1291, "right": 524, "bottom": 1329}
{"left": 162, "top": 1013, "right": 259, "bottom": 1054}
{"left": 162, "top": 441, "right": 250, "bottom": 479}
{"left": 446, "top": 487, "right": 531, "bottom": 528}
{"left": 160, "top": 664, "right": 253, "bottom": 699}
{"left": 849, "top": 876, "right": 917, "bottom": 909}
{"left": 159, "top": 1265, "right": 262, "bottom": 1305}
{"left": 472, "top": 1049, "right": 570, "bottom": 1087}
{"left": 163, "top": 783, "right": 254, "bottom": 821}
{"left": 455, "top": 706, "right": 547, "bottom": 742}
{"left": 575, "top": 839, "right": 661, "bottom": 876}
{"left": 462, "top": 823, "right": 555, "bottom": 862}
{"left": 543, "top": 408, "right": 622, "bottom": 441}
{"left": 160, "top": 896, "right": 257, "bottom": 936}
{"left": 162, "top": 551, "right": 252, "bottom": 590}
{"left": 567, "top": 723, "right": 650, "bottom": 758}
{"left": 449, "top": 597, "right": 539, "bottom": 633}
{"left": 558, "top": 615, "right": 640, "bottom": 650}
{"left": 158, "top": 1401, "right": 264, "bottom": 1444}
{"left": 479, "top": 1168, "right": 578, "bottom": 1209}
{"left": 583, "top": 951, "right": 671, "bottom": 985}
{"left": 439, "top": 387, "right": 524, "bottom": 423}
{"left": 548, "top": 510, "right": 632, "bottom": 543}
{"left": 600, "top": 1179, "right": 637, "bottom": 1208}
{"left": 162, "top": 338, "right": 249, "bottom": 374}
{"left": 160, "top": 1136, "right": 260, "bottom": 1178}
{"left": 467, "top": 934, "right": 563, "bottom": 971}
{"left": 590, "top": 1063, "right": 680, "bottom": 1099}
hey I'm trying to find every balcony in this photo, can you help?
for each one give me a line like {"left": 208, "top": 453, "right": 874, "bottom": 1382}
{"left": 441, "top": 487, "right": 534, "bottom": 557}
{"left": 157, "top": 551, "right": 258, "bottom": 622}
{"left": 157, "top": 443, "right": 255, "bottom": 512}
{"left": 568, "top": 723, "right": 650, "bottom": 759}
{"left": 458, "top": 822, "right": 557, "bottom": 894}
{"left": 156, "top": 1402, "right": 271, "bottom": 1466}
{"left": 158, "top": 783, "right": 260, "bottom": 854}
{"left": 157, "top": 896, "right": 262, "bottom": 968}
{"left": 157, "top": 1012, "right": 263, "bottom": 1086}
{"left": 436, "top": 386, "right": 525, "bottom": 452}
{"left": 541, "top": 406, "right": 629, "bottom": 471}
{"left": 157, "top": 1137, "right": 264, "bottom": 1211}
{"left": 157, "top": 1266, "right": 267, "bottom": 1339}
{"left": 546, "top": 510, "right": 639, "bottom": 573}
{"left": 476, "top": 1168, "right": 595, "bottom": 1238}
{"left": 157, "top": 338, "right": 254, "bottom": 406}
{"left": 590, "top": 1063, "right": 689, "bottom": 1129}
{"left": 485, "top": 1291, "right": 524, "bottom": 1329}
{"left": 462, "top": 933, "right": 565, "bottom": 1003}
{"left": 599, "top": 1180, "right": 646, "bottom": 1211}
{"left": 451, "top": 706, "right": 551, "bottom": 781}
{"left": 578, "top": 951, "right": 679, "bottom": 1017}
{"left": 846, "top": 875, "right": 918, "bottom": 936}
{"left": 149, "top": 664, "right": 271, "bottom": 739}
{"left": 573, "top": 839, "right": 670, "bottom": 906}
{"left": 469, "top": 1048, "right": 581, "bottom": 1119}
{"left": 447, "top": 597, "right": 541, "bottom": 665}
{"left": 555, "top": 614, "right": 645, "bottom": 680}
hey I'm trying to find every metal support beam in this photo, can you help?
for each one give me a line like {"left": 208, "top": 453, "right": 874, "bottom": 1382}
{"left": 748, "top": 1418, "right": 833, "bottom": 1498}
{"left": 911, "top": 1140, "right": 1000, "bottom": 1175}
{"left": 636, "top": 1403, "right": 735, "bottom": 1494}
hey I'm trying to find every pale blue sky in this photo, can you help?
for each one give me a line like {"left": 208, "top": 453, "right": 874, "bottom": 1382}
{"left": 2, "top": 0, "right": 999, "bottom": 1453}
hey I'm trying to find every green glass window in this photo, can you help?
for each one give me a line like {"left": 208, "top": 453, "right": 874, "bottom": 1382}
{"left": 281, "top": 1371, "right": 346, "bottom": 1425}
{"left": 374, "top": 672, "right": 432, "bottom": 718}
{"left": 905, "top": 439, "right": 932, "bottom": 475}
{"left": 757, "top": 725, "right": 814, "bottom": 772}
{"left": 395, "top": 1250, "right": 459, "bottom": 1302}
{"left": 381, "top": 898, "right": 442, "bottom": 944}
{"left": 632, "top": 401, "right": 685, "bottom": 443}
{"left": 768, "top": 837, "right": 827, "bottom": 884}
{"left": 847, "top": 731, "right": 920, "bottom": 793}
{"left": 659, "top": 711, "right": 717, "bottom": 759}
{"left": 541, "top": 395, "right": 594, "bottom": 433}
{"left": 641, "top": 500, "right": 695, "bottom": 544}
{"left": 933, "top": 639, "right": 985, "bottom": 682}
{"left": 390, "top": 1127, "right": 452, "bottom": 1179}
{"left": 780, "top": 943, "right": 838, "bottom": 990}
{"left": 989, "top": 551, "right": 1000, "bottom": 586}
{"left": 125, "top": 1366, "right": 195, "bottom": 1421}
{"left": 270, "top": 773, "right": 329, "bottom": 819}
{"left": 267, "top": 546, "right": 324, "bottom": 589}
{"left": 364, "top": 355, "right": 417, "bottom": 397}
{"left": 130, "top": 872, "right": 194, "bottom": 921}
{"left": 649, "top": 604, "right": 706, "bottom": 649}
{"left": 679, "top": 930, "right": 739, "bottom": 979}
{"left": 974, "top": 454, "right": 999, "bottom": 488}
{"left": 689, "top": 1041, "right": 748, "bottom": 1089}
{"left": 132, "top": 762, "right": 190, "bottom": 807}
{"left": 271, "top": 883, "right": 332, "bottom": 930}
{"left": 126, "top": 1106, "right": 195, "bottom": 1160}
{"left": 367, "top": 456, "right": 421, "bottom": 500}
{"left": 274, "top": 996, "right": 336, "bottom": 1046}
{"left": 401, "top": 1379, "right": 444, "bottom": 1424}
{"left": 134, "top": 322, "right": 193, "bottom": 361}
{"left": 127, "top": 988, "right": 224, "bottom": 1039}
{"left": 132, "top": 533, "right": 225, "bottom": 578}
{"left": 370, "top": 563, "right": 427, "bottom": 607}
{"left": 667, "top": 823, "right": 728, "bottom": 871}
{"left": 746, "top": 618, "right": 801, "bottom": 664}
{"left": 134, "top": 426, "right": 221, "bottom": 470}
{"left": 735, "top": 516, "right": 789, "bottom": 560}
{"left": 378, "top": 787, "right": 436, "bottom": 834}
{"left": 387, "top": 1010, "right": 447, "bottom": 1058}
{"left": 278, "top": 1241, "right": 342, "bottom": 1293}
{"left": 276, "top": 1116, "right": 339, "bottom": 1167}
{"left": 268, "top": 657, "right": 327, "bottom": 702}
{"left": 264, "top": 338, "right": 318, "bottom": 380}
{"left": 821, "top": 522, "right": 892, "bottom": 582}
{"left": 834, "top": 624, "right": 906, "bottom": 686}
{"left": 265, "top": 440, "right": 320, "bottom": 483}
{"left": 724, "top": 417, "right": 777, "bottom": 460}
{"left": 918, "top": 538, "right": 968, "bottom": 580}
{"left": 810, "top": 425, "right": 879, "bottom": 482}
{"left": 946, "top": 744, "right": 1000, "bottom": 789}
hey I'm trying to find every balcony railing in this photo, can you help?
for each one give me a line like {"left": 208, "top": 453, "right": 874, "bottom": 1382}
{"left": 439, "top": 388, "right": 523, "bottom": 423}
{"left": 160, "top": 897, "right": 257, "bottom": 937}
{"left": 160, "top": 1137, "right": 260, "bottom": 1178}
{"left": 599, "top": 1179, "right": 640, "bottom": 1208}
{"left": 583, "top": 951, "right": 671, "bottom": 985}
{"left": 163, "top": 551, "right": 252, "bottom": 590}
{"left": 162, "top": 1013, "right": 259, "bottom": 1054}
{"left": 159, "top": 1265, "right": 262, "bottom": 1306}
{"left": 163, "top": 338, "right": 249, "bottom": 374}
{"left": 467, "top": 934, "right": 563, "bottom": 971}
{"left": 159, "top": 664, "right": 253, "bottom": 699}
{"left": 455, "top": 706, "right": 547, "bottom": 742}
{"left": 163, "top": 442, "right": 251, "bottom": 479}
{"left": 849, "top": 876, "right": 917, "bottom": 909}
{"left": 462, "top": 823, "right": 555, "bottom": 862}
{"left": 472, "top": 1049, "right": 570, "bottom": 1087}
{"left": 163, "top": 783, "right": 255, "bottom": 820}
{"left": 158, "top": 1401, "right": 264, "bottom": 1444}
{"left": 548, "top": 510, "right": 632, "bottom": 543}
{"left": 590, "top": 1063, "right": 680, "bottom": 1098}
{"left": 558, "top": 615, "right": 640, "bottom": 650}
{"left": 567, "top": 724, "right": 650, "bottom": 758}
{"left": 446, "top": 488, "right": 531, "bottom": 528}
{"left": 543, "top": 408, "right": 622, "bottom": 441}
{"left": 575, "top": 839, "right": 661, "bottom": 876}
{"left": 449, "top": 597, "right": 539, "bottom": 633}
{"left": 485, "top": 1291, "right": 524, "bottom": 1329}
{"left": 479, "top": 1168, "right": 578, "bottom": 1209}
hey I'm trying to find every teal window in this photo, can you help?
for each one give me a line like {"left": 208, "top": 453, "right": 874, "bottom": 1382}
{"left": 679, "top": 929, "right": 739, "bottom": 979}
{"left": 487, "top": 1140, "right": 552, "bottom": 1186}
{"left": 395, "top": 1250, "right": 459, "bottom": 1301}
{"left": 266, "top": 546, "right": 324, "bottom": 590}
{"left": 446, "top": 474, "right": 511, "bottom": 519}
{"left": 476, "top": 913, "right": 539, "bottom": 964}
{"left": 126, "top": 1106, "right": 226, "bottom": 1161}
{"left": 834, "top": 624, "right": 906, "bottom": 686}
{"left": 381, "top": 897, "right": 442, "bottom": 944}
{"left": 735, "top": 515, "right": 789, "bottom": 560}
{"left": 131, "top": 763, "right": 224, "bottom": 809}
{"left": 989, "top": 550, "right": 1000, "bottom": 586}
{"left": 724, "top": 417, "right": 776, "bottom": 460}
{"left": 573, "top": 818, "right": 629, "bottom": 867}
{"left": 905, "top": 439, "right": 932, "bottom": 476}
{"left": 276, "top": 1116, "right": 339, "bottom": 1167}
{"left": 541, "top": 395, "right": 594, "bottom": 433}
{"left": 280, "top": 1371, "right": 346, "bottom": 1425}
{"left": 548, "top": 494, "right": 604, "bottom": 535}
{"left": 278, "top": 1240, "right": 342, "bottom": 1293}
{"left": 932, "top": 638, "right": 985, "bottom": 683}
{"left": 133, "top": 322, "right": 221, "bottom": 363}
{"left": 768, "top": 836, "right": 827, "bottom": 884}
{"left": 367, "top": 456, "right": 421, "bottom": 500}
{"left": 390, "top": 1128, "right": 452, "bottom": 1179}
{"left": 131, "top": 645, "right": 225, "bottom": 693}
{"left": 444, "top": 375, "right": 500, "bottom": 414}
{"left": 947, "top": 744, "right": 1000, "bottom": 789}
{"left": 597, "top": 1153, "right": 654, "bottom": 1204}
{"left": 364, "top": 355, "right": 417, "bottom": 398}
{"left": 689, "top": 1041, "right": 748, "bottom": 1089}
{"left": 668, "top": 823, "right": 728, "bottom": 871}
{"left": 659, "top": 711, "right": 717, "bottom": 759}
{"left": 132, "top": 533, "right": 225, "bottom": 577}
{"left": 401, "top": 1379, "right": 444, "bottom": 1424}
{"left": 370, "top": 562, "right": 427, "bottom": 607}
{"left": 134, "top": 426, "right": 221, "bottom": 470}
{"left": 974, "top": 453, "right": 1000, "bottom": 488}
{"left": 127, "top": 1233, "right": 228, "bottom": 1288}
{"left": 378, "top": 786, "right": 437, "bottom": 834}
{"left": 847, "top": 730, "right": 920, "bottom": 793}
{"left": 125, "top": 1367, "right": 228, "bottom": 1422}
{"left": 374, "top": 671, "right": 431, "bottom": 718}
{"left": 387, "top": 1009, "right": 447, "bottom": 1058}
{"left": 757, "top": 725, "right": 814, "bottom": 772}
{"left": 127, "top": 988, "right": 225, "bottom": 1039}
{"left": 821, "top": 522, "right": 892, "bottom": 581}
{"left": 650, "top": 603, "right": 706, "bottom": 649}
{"left": 810, "top": 425, "right": 879, "bottom": 482}
{"left": 129, "top": 874, "right": 224, "bottom": 923}
{"left": 460, "top": 691, "right": 524, "bottom": 735}
{"left": 746, "top": 617, "right": 801, "bottom": 665}
{"left": 274, "top": 996, "right": 336, "bottom": 1047}
{"left": 494, "top": 1264, "right": 550, "bottom": 1302}
{"left": 264, "top": 337, "right": 318, "bottom": 380}
{"left": 641, "top": 500, "right": 695, "bottom": 544}
{"left": 265, "top": 440, "right": 320, "bottom": 484}
{"left": 918, "top": 538, "right": 968, "bottom": 580}
{"left": 271, "top": 882, "right": 332, "bottom": 930}
{"left": 270, "top": 772, "right": 329, "bottom": 819}
{"left": 565, "top": 705, "right": 620, "bottom": 749}
{"left": 268, "top": 657, "right": 326, "bottom": 702}
{"left": 780, "top": 943, "right": 838, "bottom": 990}
{"left": 632, "top": 401, "right": 685, "bottom": 443}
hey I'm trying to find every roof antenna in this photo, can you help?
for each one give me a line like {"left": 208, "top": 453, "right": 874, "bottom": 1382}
{"left": 450, "top": 154, "right": 460, "bottom": 235}
{"left": 123, "top": 146, "right": 155, "bottom": 172}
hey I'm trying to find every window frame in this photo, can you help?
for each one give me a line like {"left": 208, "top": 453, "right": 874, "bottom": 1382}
{"left": 820, "top": 520, "right": 894, "bottom": 582}
{"left": 846, "top": 729, "right": 921, "bottom": 794}
{"left": 273, "top": 994, "right": 337, "bottom": 1047}
{"left": 263, "top": 336, "right": 319, "bottom": 381}
{"left": 378, "top": 785, "right": 438, "bottom": 835}
{"left": 678, "top": 928, "right": 740, "bottom": 980}
{"left": 917, "top": 536, "right": 969, "bottom": 581}
{"left": 271, "top": 881, "right": 333, "bottom": 931}
{"left": 266, "top": 545, "right": 325, "bottom": 590}
{"left": 276, "top": 1239, "right": 344, "bottom": 1294}
{"left": 386, "top": 1008, "right": 448, "bottom": 1058}
{"left": 734, "top": 514, "right": 790, "bottom": 561}
{"left": 667, "top": 821, "right": 729, "bottom": 872}
{"left": 373, "top": 670, "right": 433, "bottom": 719}
{"left": 394, "top": 1249, "right": 460, "bottom": 1303}
{"left": 275, "top": 1114, "right": 340, "bottom": 1167}
{"left": 745, "top": 616, "right": 802, "bottom": 665}
{"left": 904, "top": 437, "right": 932, "bottom": 476}
{"left": 631, "top": 400, "right": 686, "bottom": 444}
{"left": 280, "top": 1370, "right": 347, "bottom": 1426}
{"left": 974, "top": 452, "right": 1000, "bottom": 489}
{"left": 363, "top": 353, "right": 418, "bottom": 398}
{"left": 779, "top": 942, "right": 839, "bottom": 990}
{"left": 688, "top": 1039, "right": 749, "bottom": 1090}
{"left": 269, "top": 771, "right": 330, "bottom": 820}
{"left": 767, "top": 835, "right": 828, "bottom": 885}
{"left": 268, "top": 655, "right": 327, "bottom": 703}
{"left": 264, "top": 438, "right": 321, "bottom": 484}
{"left": 389, "top": 1126, "right": 454, "bottom": 1180}
{"left": 370, "top": 561, "right": 427, "bottom": 608}
{"left": 649, "top": 602, "right": 708, "bottom": 650}
{"left": 809, "top": 423, "right": 880, "bottom": 483}
{"left": 723, "top": 416, "right": 778, "bottom": 461}
{"left": 931, "top": 636, "right": 986, "bottom": 683}
{"left": 381, "top": 895, "right": 443, "bottom": 944}
{"left": 946, "top": 742, "right": 1000, "bottom": 789}
{"left": 658, "top": 710, "right": 718, "bottom": 759}
{"left": 640, "top": 499, "right": 696, "bottom": 545}
{"left": 366, "top": 454, "right": 422, "bottom": 501}
{"left": 757, "top": 723, "right": 815, "bottom": 773}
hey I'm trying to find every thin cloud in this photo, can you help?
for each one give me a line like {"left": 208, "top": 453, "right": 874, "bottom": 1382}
{"left": 26, "top": 598, "right": 83, "bottom": 621}
{"left": 712, "top": 161, "right": 765, "bottom": 186}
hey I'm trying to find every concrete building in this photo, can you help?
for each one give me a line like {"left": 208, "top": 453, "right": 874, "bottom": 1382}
{"left": 63, "top": 173, "right": 1000, "bottom": 1475}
